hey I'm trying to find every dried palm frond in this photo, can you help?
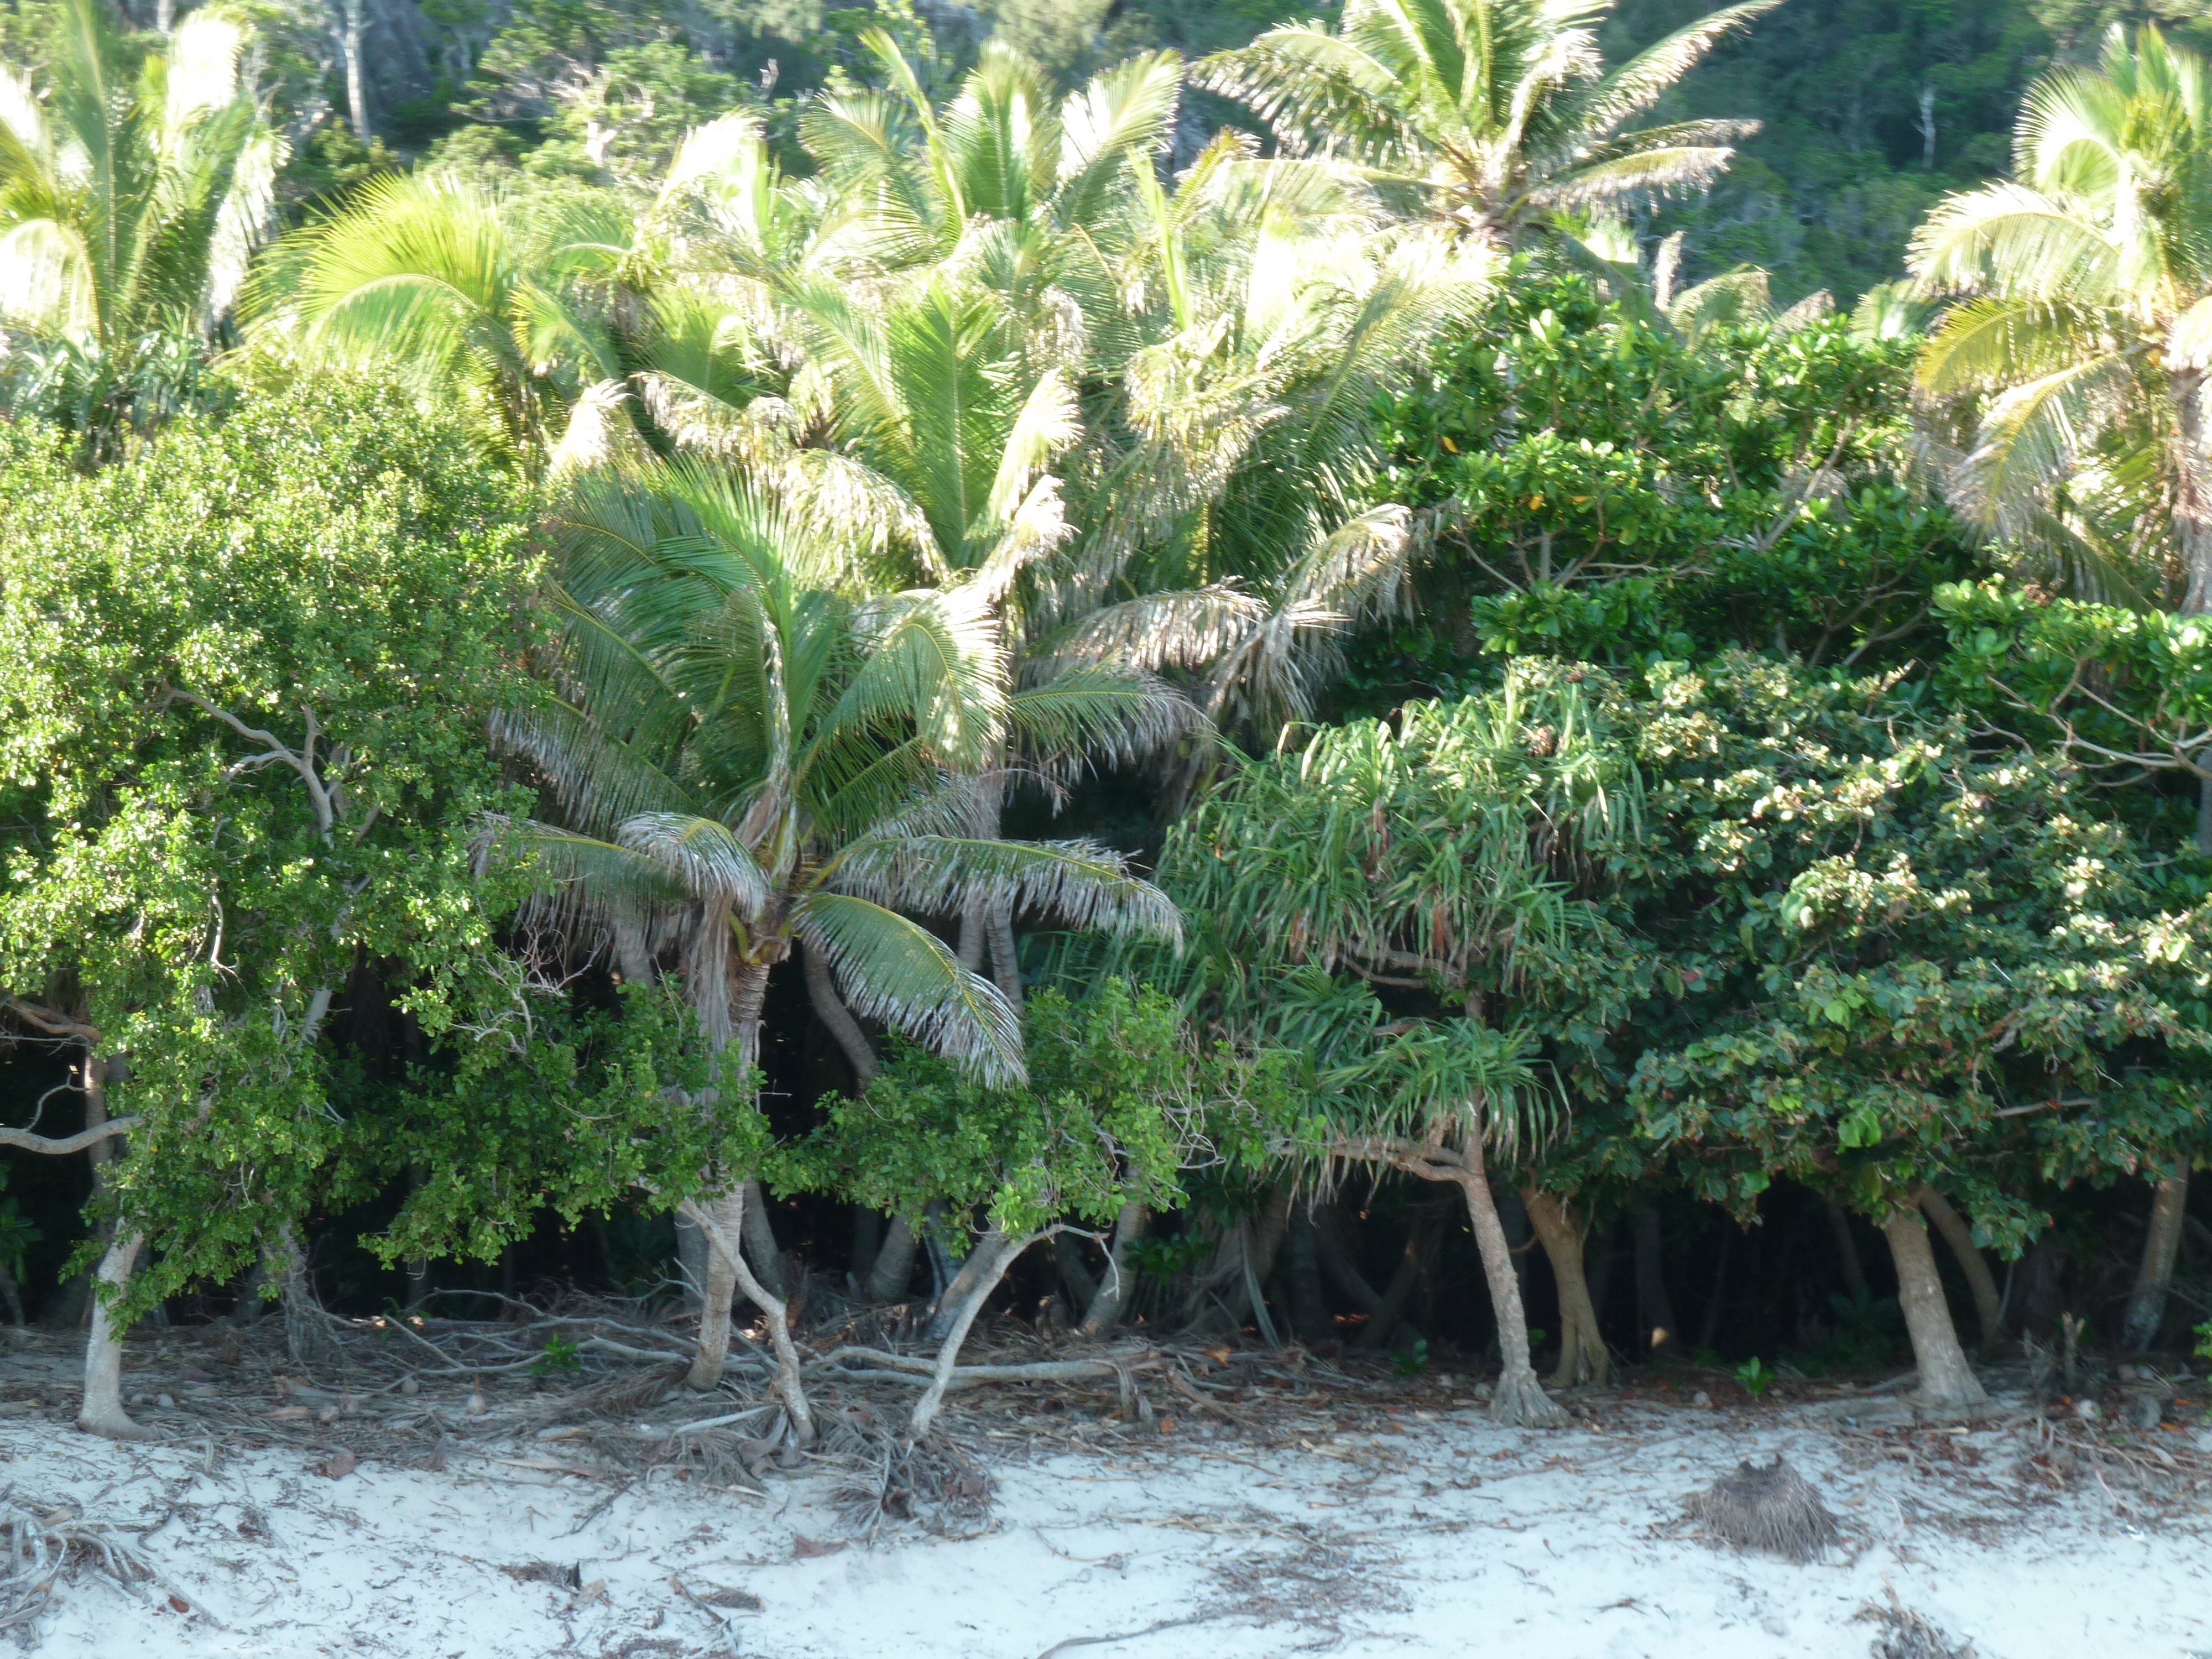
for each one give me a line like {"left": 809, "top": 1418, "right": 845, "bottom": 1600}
{"left": 1687, "top": 1456, "right": 1841, "bottom": 1562}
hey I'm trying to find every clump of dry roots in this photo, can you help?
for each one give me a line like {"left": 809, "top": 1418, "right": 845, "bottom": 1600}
{"left": 823, "top": 1404, "right": 994, "bottom": 1542}
{"left": 0, "top": 1493, "right": 197, "bottom": 1634}
{"left": 1860, "top": 1589, "right": 1976, "bottom": 1658}
{"left": 1687, "top": 1456, "right": 1841, "bottom": 1563}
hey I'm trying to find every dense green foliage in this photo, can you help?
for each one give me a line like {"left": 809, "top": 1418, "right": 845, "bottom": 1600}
{"left": 4, "top": 0, "right": 2212, "bottom": 1444}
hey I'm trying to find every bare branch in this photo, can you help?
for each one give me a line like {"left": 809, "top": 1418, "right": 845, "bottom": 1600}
{"left": 0, "top": 1117, "right": 142, "bottom": 1155}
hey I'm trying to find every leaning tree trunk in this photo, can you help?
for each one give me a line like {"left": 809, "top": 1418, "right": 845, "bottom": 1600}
{"left": 910, "top": 1228, "right": 1032, "bottom": 1438}
{"left": 2123, "top": 1164, "right": 2190, "bottom": 1352}
{"left": 78, "top": 1230, "right": 154, "bottom": 1441}
{"left": 1453, "top": 1141, "right": 1567, "bottom": 1426}
{"left": 1881, "top": 1207, "right": 1986, "bottom": 1408}
{"left": 682, "top": 1190, "right": 815, "bottom": 1442}
{"left": 1915, "top": 1185, "right": 2001, "bottom": 1347}
{"left": 1351, "top": 1205, "right": 1433, "bottom": 1352}
{"left": 1633, "top": 1203, "right": 1683, "bottom": 1359}
{"left": 1525, "top": 1188, "right": 1608, "bottom": 1387}
{"left": 863, "top": 1217, "right": 920, "bottom": 1302}
{"left": 1079, "top": 1202, "right": 1146, "bottom": 1336}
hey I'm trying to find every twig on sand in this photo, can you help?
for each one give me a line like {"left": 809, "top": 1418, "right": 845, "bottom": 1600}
{"left": 1035, "top": 1613, "right": 1232, "bottom": 1658}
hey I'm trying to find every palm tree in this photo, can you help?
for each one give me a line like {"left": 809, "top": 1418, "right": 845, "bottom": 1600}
{"left": 499, "top": 460, "right": 1181, "bottom": 1419}
{"left": 1196, "top": 0, "right": 1776, "bottom": 249}
{"left": 0, "top": 0, "right": 281, "bottom": 460}
{"left": 243, "top": 173, "right": 635, "bottom": 469}
{"left": 1909, "top": 27, "right": 2212, "bottom": 1345}
{"left": 1911, "top": 24, "right": 2212, "bottom": 612}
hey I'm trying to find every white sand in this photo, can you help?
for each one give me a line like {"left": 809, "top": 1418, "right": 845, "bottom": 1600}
{"left": 4, "top": 1391, "right": 2208, "bottom": 1659}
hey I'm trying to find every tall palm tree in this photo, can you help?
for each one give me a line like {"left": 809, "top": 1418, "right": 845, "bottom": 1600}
{"left": 0, "top": 0, "right": 281, "bottom": 460}
{"left": 1908, "top": 24, "right": 2212, "bottom": 1357}
{"left": 1196, "top": 0, "right": 1776, "bottom": 248}
{"left": 243, "top": 174, "right": 635, "bottom": 469}
{"left": 1911, "top": 24, "right": 2212, "bottom": 612}
{"left": 499, "top": 460, "right": 1181, "bottom": 1414}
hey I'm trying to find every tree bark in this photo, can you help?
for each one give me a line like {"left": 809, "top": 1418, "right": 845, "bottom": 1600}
{"left": 1351, "top": 1212, "right": 1427, "bottom": 1352}
{"left": 1633, "top": 1203, "right": 1683, "bottom": 1358}
{"left": 1823, "top": 1194, "right": 1869, "bottom": 1298}
{"left": 339, "top": 0, "right": 371, "bottom": 143}
{"left": 1916, "top": 1185, "right": 2000, "bottom": 1347}
{"left": 987, "top": 898, "right": 1022, "bottom": 1009}
{"left": 863, "top": 1217, "right": 919, "bottom": 1302}
{"left": 276, "top": 1223, "right": 336, "bottom": 1368}
{"left": 0, "top": 1261, "right": 23, "bottom": 1326}
{"left": 1454, "top": 1139, "right": 1566, "bottom": 1426}
{"left": 2176, "top": 367, "right": 2212, "bottom": 615}
{"left": 1526, "top": 1188, "right": 1608, "bottom": 1387}
{"left": 682, "top": 1191, "right": 813, "bottom": 1442}
{"left": 77, "top": 1230, "right": 154, "bottom": 1441}
{"left": 910, "top": 1228, "right": 1030, "bottom": 1438}
{"left": 2124, "top": 1164, "right": 2190, "bottom": 1352}
{"left": 740, "top": 1177, "right": 787, "bottom": 1302}
{"left": 926, "top": 1213, "right": 992, "bottom": 1340}
{"left": 801, "top": 935, "right": 878, "bottom": 1086}
{"left": 1882, "top": 1207, "right": 1986, "bottom": 1408}
{"left": 1079, "top": 1202, "right": 1145, "bottom": 1336}
{"left": 1282, "top": 1199, "right": 1330, "bottom": 1342}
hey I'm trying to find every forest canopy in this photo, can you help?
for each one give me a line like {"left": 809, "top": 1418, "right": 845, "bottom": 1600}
{"left": 3, "top": 0, "right": 2211, "bottom": 1449}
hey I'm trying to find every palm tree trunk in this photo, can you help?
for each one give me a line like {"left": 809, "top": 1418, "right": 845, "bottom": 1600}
{"left": 1915, "top": 1185, "right": 2000, "bottom": 1347}
{"left": 2177, "top": 368, "right": 2212, "bottom": 617}
{"left": 338, "top": 0, "right": 371, "bottom": 143}
{"left": 1882, "top": 1207, "right": 1986, "bottom": 1408}
{"left": 1453, "top": 1138, "right": 1567, "bottom": 1426}
{"left": 77, "top": 1230, "right": 154, "bottom": 1441}
{"left": 2124, "top": 1164, "right": 2190, "bottom": 1351}
{"left": 801, "top": 935, "right": 878, "bottom": 1086}
{"left": 1525, "top": 1188, "right": 1608, "bottom": 1387}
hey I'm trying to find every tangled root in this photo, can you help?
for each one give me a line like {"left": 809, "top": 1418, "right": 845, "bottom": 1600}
{"left": 825, "top": 1405, "right": 994, "bottom": 1540}
{"left": 1687, "top": 1455, "right": 1841, "bottom": 1563}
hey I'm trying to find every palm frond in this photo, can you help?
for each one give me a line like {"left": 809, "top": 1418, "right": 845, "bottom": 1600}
{"left": 826, "top": 836, "right": 1182, "bottom": 947}
{"left": 615, "top": 813, "right": 771, "bottom": 915}
{"left": 793, "top": 890, "right": 1025, "bottom": 1085}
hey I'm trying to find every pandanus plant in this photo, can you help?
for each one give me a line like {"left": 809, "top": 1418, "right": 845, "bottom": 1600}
{"left": 498, "top": 460, "right": 1181, "bottom": 1432}
{"left": 1150, "top": 670, "right": 1641, "bottom": 1424}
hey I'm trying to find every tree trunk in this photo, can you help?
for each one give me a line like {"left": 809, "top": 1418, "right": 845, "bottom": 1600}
{"left": 801, "top": 935, "right": 878, "bottom": 1086}
{"left": 688, "top": 1187, "right": 745, "bottom": 1392}
{"left": 2176, "top": 367, "right": 2212, "bottom": 615}
{"left": 1882, "top": 1207, "right": 1986, "bottom": 1408}
{"left": 740, "top": 1177, "right": 787, "bottom": 1302}
{"left": 2124, "top": 1164, "right": 2190, "bottom": 1352}
{"left": 1351, "top": 1209, "right": 1430, "bottom": 1352}
{"left": 1823, "top": 1194, "right": 1869, "bottom": 1298}
{"left": 910, "top": 1228, "right": 1030, "bottom": 1438}
{"left": 1698, "top": 1216, "right": 1733, "bottom": 1353}
{"left": 957, "top": 895, "right": 988, "bottom": 974}
{"left": 1633, "top": 1203, "right": 1682, "bottom": 1358}
{"left": 0, "top": 1261, "right": 22, "bottom": 1327}
{"left": 863, "top": 1217, "right": 919, "bottom": 1302}
{"left": 926, "top": 1212, "right": 993, "bottom": 1340}
{"left": 77, "top": 1230, "right": 154, "bottom": 1441}
{"left": 1312, "top": 1200, "right": 1387, "bottom": 1322}
{"left": 1282, "top": 1199, "right": 1329, "bottom": 1342}
{"left": 1454, "top": 1139, "right": 1567, "bottom": 1426}
{"left": 682, "top": 1191, "right": 813, "bottom": 1442}
{"left": 987, "top": 898, "right": 1022, "bottom": 1009}
{"left": 1525, "top": 1188, "right": 1608, "bottom": 1387}
{"left": 340, "top": 0, "right": 371, "bottom": 142}
{"left": 1916, "top": 1185, "right": 2001, "bottom": 1347}
{"left": 276, "top": 1223, "right": 336, "bottom": 1368}
{"left": 1080, "top": 1202, "right": 1145, "bottom": 1336}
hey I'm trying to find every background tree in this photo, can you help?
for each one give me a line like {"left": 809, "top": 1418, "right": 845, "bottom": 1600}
{"left": 1197, "top": 0, "right": 1776, "bottom": 248}
{"left": 0, "top": 0, "right": 283, "bottom": 460}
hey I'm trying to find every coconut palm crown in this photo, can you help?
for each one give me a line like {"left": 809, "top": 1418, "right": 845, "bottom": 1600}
{"left": 1196, "top": 0, "right": 1776, "bottom": 246}
{"left": 1911, "top": 24, "right": 2212, "bottom": 610}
